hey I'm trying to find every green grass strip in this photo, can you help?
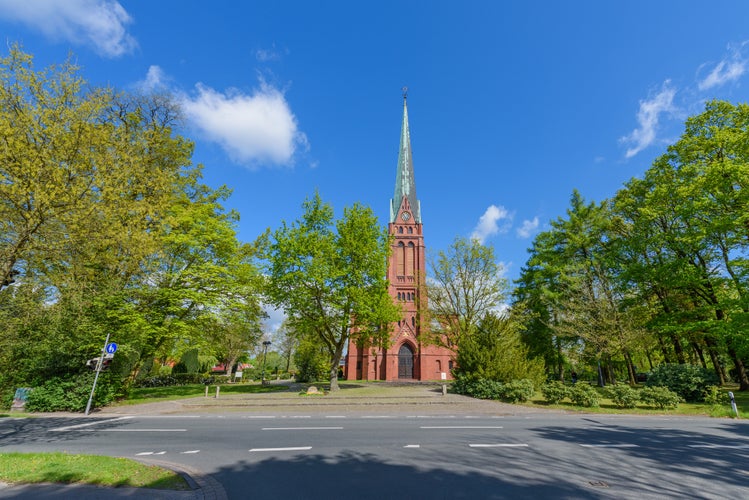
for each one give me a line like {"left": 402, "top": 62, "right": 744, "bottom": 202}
{"left": 0, "top": 452, "right": 189, "bottom": 490}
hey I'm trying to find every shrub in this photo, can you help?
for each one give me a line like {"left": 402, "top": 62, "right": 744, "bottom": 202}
{"left": 569, "top": 383, "right": 600, "bottom": 407}
{"left": 541, "top": 381, "right": 570, "bottom": 404}
{"left": 500, "top": 379, "right": 535, "bottom": 403}
{"left": 646, "top": 364, "right": 719, "bottom": 402}
{"left": 639, "top": 386, "right": 681, "bottom": 409}
{"left": 25, "top": 373, "right": 120, "bottom": 412}
{"left": 606, "top": 383, "right": 640, "bottom": 409}
{"left": 703, "top": 386, "right": 729, "bottom": 406}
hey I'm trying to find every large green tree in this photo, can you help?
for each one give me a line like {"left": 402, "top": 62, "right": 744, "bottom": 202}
{"left": 427, "top": 237, "right": 508, "bottom": 349}
{"left": 261, "top": 193, "right": 399, "bottom": 391}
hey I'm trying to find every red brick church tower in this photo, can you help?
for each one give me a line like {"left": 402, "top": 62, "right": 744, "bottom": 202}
{"left": 345, "top": 92, "right": 454, "bottom": 381}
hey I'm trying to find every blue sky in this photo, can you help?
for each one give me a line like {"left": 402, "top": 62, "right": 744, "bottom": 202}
{"left": 3, "top": 1, "right": 749, "bottom": 291}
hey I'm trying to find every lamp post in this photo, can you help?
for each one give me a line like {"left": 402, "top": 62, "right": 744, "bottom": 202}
{"left": 261, "top": 340, "right": 271, "bottom": 386}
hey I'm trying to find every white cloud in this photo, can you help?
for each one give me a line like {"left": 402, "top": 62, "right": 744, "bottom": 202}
{"left": 698, "top": 43, "right": 747, "bottom": 91}
{"left": 256, "top": 44, "right": 286, "bottom": 62}
{"left": 180, "top": 80, "right": 308, "bottom": 167}
{"left": 620, "top": 80, "right": 677, "bottom": 159}
{"left": 516, "top": 217, "right": 539, "bottom": 239}
{"left": 137, "top": 65, "right": 168, "bottom": 92}
{"left": 0, "top": 0, "right": 136, "bottom": 57}
{"left": 470, "top": 205, "right": 512, "bottom": 244}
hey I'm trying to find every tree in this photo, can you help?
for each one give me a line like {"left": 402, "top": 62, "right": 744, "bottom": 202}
{"left": 454, "top": 312, "right": 545, "bottom": 386}
{"left": 427, "top": 237, "right": 508, "bottom": 349}
{"left": 261, "top": 193, "right": 400, "bottom": 391}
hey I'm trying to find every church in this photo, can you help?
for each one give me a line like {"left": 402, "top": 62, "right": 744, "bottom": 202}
{"left": 344, "top": 93, "right": 454, "bottom": 381}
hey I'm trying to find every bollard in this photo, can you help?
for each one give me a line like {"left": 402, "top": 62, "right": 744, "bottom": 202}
{"left": 215, "top": 385, "right": 220, "bottom": 399}
{"left": 205, "top": 386, "right": 209, "bottom": 398}
{"left": 442, "top": 384, "right": 447, "bottom": 396}
{"left": 728, "top": 391, "right": 739, "bottom": 418}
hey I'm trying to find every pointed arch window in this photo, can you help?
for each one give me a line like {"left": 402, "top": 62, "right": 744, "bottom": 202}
{"left": 408, "top": 227, "right": 413, "bottom": 234}
{"left": 406, "top": 242, "right": 415, "bottom": 276}
{"left": 398, "top": 227, "right": 403, "bottom": 234}
{"left": 397, "top": 242, "right": 405, "bottom": 275}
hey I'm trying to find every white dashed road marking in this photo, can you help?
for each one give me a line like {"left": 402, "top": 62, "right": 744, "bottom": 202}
{"left": 249, "top": 447, "right": 312, "bottom": 452}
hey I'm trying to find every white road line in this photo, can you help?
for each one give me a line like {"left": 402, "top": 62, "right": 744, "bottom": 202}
{"left": 135, "top": 452, "right": 154, "bottom": 456}
{"left": 420, "top": 426, "right": 504, "bottom": 429}
{"left": 85, "top": 428, "right": 187, "bottom": 432}
{"left": 249, "top": 447, "right": 312, "bottom": 452}
{"left": 243, "top": 416, "right": 277, "bottom": 419}
{"left": 262, "top": 426, "right": 343, "bottom": 431}
{"left": 49, "top": 416, "right": 133, "bottom": 432}
{"left": 579, "top": 444, "right": 639, "bottom": 448}
{"left": 469, "top": 444, "right": 529, "bottom": 448}
{"left": 688, "top": 444, "right": 749, "bottom": 449}
{"left": 325, "top": 416, "right": 347, "bottom": 419}
{"left": 182, "top": 450, "right": 201, "bottom": 454}
{"left": 404, "top": 444, "right": 420, "bottom": 448}
{"left": 154, "top": 451, "right": 167, "bottom": 455}
{"left": 361, "top": 416, "right": 393, "bottom": 419}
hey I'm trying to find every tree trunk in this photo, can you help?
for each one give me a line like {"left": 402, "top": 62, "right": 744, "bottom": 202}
{"left": 657, "top": 336, "right": 672, "bottom": 364}
{"left": 329, "top": 366, "right": 339, "bottom": 391}
{"left": 670, "top": 333, "right": 686, "bottom": 363}
{"left": 727, "top": 343, "right": 749, "bottom": 391}
{"left": 704, "top": 337, "right": 726, "bottom": 384}
{"left": 555, "top": 336, "right": 565, "bottom": 381}
{"left": 692, "top": 341, "right": 707, "bottom": 370}
{"left": 623, "top": 350, "right": 636, "bottom": 386}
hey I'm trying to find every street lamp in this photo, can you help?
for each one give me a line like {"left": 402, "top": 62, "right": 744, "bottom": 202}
{"left": 261, "top": 340, "right": 271, "bottom": 386}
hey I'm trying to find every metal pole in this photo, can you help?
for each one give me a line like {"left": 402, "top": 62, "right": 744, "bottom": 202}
{"left": 729, "top": 391, "right": 739, "bottom": 418}
{"left": 261, "top": 341, "right": 271, "bottom": 386}
{"left": 85, "top": 333, "right": 110, "bottom": 416}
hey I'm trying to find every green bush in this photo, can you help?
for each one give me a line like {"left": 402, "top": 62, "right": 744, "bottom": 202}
{"left": 646, "top": 364, "right": 719, "bottom": 402}
{"left": 703, "top": 386, "right": 729, "bottom": 406}
{"left": 639, "top": 385, "right": 681, "bottom": 409}
{"left": 453, "top": 377, "right": 504, "bottom": 399}
{"left": 569, "top": 383, "right": 600, "bottom": 407}
{"left": 500, "top": 379, "right": 535, "bottom": 403}
{"left": 541, "top": 381, "right": 570, "bottom": 404}
{"left": 606, "top": 383, "right": 640, "bottom": 409}
{"left": 25, "top": 373, "right": 120, "bottom": 412}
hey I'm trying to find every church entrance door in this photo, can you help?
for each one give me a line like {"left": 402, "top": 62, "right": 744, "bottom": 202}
{"left": 398, "top": 344, "right": 414, "bottom": 379}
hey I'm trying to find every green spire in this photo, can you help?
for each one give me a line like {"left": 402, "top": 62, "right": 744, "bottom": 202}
{"left": 390, "top": 91, "right": 421, "bottom": 223}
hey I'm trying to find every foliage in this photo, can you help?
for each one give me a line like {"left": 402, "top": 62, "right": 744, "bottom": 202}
{"left": 261, "top": 192, "right": 400, "bottom": 390}
{"left": 25, "top": 373, "right": 121, "bottom": 412}
{"left": 0, "top": 45, "right": 264, "bottom": 404}
{"left": 606, "top": 383, "right": 640, "bottom": 409}
{"left": 646, "top": 364, "right": 719, "bottom": 402}
{"left": 293, "top": 337, "right": 329, "bottom": 383}
{"left": 500, "top": 379, "right": 536, "bottom": 403}
{"left": 512, "top": 100, "right": 749, "bottom": 391}
{"left": 451, "top": 376, "right": 535, "bottom": 403}
{"left": 453, "top": 312, "right": 546, "bottom": 386}
{"left": 568, "top": 384, "right": 600, "bottom": 407}
{"left": 639, "top": 386, "right": 681, "bottom": 409}
{"left": 703, "top": 385, "right": 729, "bottom": 406}
{"left": 133, "top": 374, "right": 218, "bottom": 388}
{"left": 428, "top": 237, "right": 508, "bottom": 348}
{"left": 541, "top": 381, "right": 570, "bottom": 404}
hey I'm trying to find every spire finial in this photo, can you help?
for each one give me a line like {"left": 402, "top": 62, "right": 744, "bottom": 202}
{"left": 402, "top": 86, "right": 408, "bottom": 100}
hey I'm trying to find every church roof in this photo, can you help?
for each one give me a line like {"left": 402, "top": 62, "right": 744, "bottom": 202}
{"left": 390, "top": 92, "right": 421, "bottom": 223}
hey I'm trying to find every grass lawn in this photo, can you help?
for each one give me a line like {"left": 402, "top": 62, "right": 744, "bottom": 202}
{"left": 120, "top": 381, "right": 287, "bottom": 405}
{"left": 0, "top": 452, "right": 189, "bottom": 490}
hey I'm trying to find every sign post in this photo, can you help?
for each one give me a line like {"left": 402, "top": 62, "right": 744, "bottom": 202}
{"left": 85, "top": 333, "right": 111, "bottom": 416}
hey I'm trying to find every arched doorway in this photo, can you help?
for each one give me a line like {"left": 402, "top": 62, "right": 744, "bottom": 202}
{"left": 398, "top": 343, "right": 414, "bottom": 379}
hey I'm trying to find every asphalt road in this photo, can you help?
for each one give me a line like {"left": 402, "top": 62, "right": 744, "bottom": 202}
{"left": 2, "top": 410, "right": 748, "bottom": 499}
